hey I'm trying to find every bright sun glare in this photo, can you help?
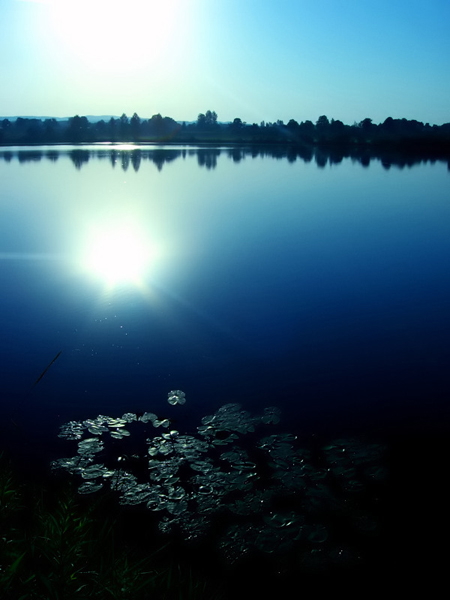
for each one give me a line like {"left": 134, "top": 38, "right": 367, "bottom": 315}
{"left": 48, "top": 0, "right": 189, "bottom": 72}
{"left": 84, "top": 224, "right": 156, "bottom": 286}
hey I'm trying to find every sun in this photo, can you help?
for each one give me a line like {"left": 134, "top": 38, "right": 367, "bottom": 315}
{"left": 48, "top": 0, "right": 190, "bottom": 73}
{"left": 83, "top": 222, "right": 157, "bottom": 286}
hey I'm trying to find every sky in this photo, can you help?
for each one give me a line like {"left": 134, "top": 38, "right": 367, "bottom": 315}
{"left": 0, "top": 0, "right": 449, "bottom": 125}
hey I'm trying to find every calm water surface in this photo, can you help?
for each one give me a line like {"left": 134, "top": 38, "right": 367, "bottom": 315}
{"left": 1, "top": 146, "right": 449, "bottom": 461}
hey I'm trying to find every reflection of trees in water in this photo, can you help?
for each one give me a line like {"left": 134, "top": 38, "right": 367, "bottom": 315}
{"left": 70, "top": 150, "right": 90, "bottom": 170}
{"left": 17, "top": 151, "right": 43, "bottom": 163}
{"left": 110, "top": 149, "right": 117, "bottom": 168}
{"left": 1, "top": 146, "right": 447, "bottom": 171}
{"left": 315, "top": 150, "right": 328, "bottom": 168}
{"left": 131, "top": 150, "right": 141, "bottom": 172}
{"left": 197, "top": 148, "right": 221, "bottom": 170}
{"left": 228, "top": 147, "right": 245, "bottom": 163}
{"left": 152, "top": 149, "right": 178, "bottom": 172}
{"left": 45, "top": 151, "right": 59, "bottom": 162}
{"left": 1, "top": 151, "right": 13, "bottom": 162}
{"left": 121, "top": 152, "right": 130, "bottom": 172}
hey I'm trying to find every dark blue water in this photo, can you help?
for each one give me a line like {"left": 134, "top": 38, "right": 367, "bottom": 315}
{"left": 1, "top": 146, "right": 449, "bottom": 460}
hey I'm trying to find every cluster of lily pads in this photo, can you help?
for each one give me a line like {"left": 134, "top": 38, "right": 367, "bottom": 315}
{"left": 52, "top": 390, "right": 386, "bottom": 564}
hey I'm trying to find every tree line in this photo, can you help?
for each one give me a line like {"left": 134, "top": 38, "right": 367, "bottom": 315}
{"left": 1, "top": 110, "right": 449, "bottom": 156}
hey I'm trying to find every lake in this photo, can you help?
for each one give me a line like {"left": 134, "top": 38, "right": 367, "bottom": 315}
{"left": 1, "top": 145, "right": 449, "bottom": 588}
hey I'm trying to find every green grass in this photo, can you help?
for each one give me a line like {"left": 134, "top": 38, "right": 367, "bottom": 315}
{"left": 0, "top": 453, "right": 225, "bottom": 600}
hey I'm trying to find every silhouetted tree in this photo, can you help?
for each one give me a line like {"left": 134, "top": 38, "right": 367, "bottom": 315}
{"left": 299, "top": 120, "right": 315, "bottom": 143}
{"left": 196, "top": 110, "right": 218, "bottom": 130}
{"left": 120, "top": 113, "right": 129, "bottom": 140}
{"left": 356, "top": 118, "right": 372, "bottom": 138}
{"left": 108, "top": 118, "right": 117, "bottom": 141}
{"left": 43, "top": 118, "right": 58, "bottom": 142}
{"left": 329, "top": 119, "right": 348, "bottom": 144}
{"left": 382, "top": 117, "right": 395, "bottom": 134}
{"left": 197, "top": 113, "right": 206, "bottom": 128}
{"left": 149, "top": 113, "right": 164, "bottom": 137}
{"left": 360, "top": 117, "right": 373, "bottom": 131}
{"left": 26, "top": 119, "right": 44, "bottom": 143}
{"left": 205, "top": 110, "right": 217, "bottom": 128}
{"left": 2, "top": 119, "right": 12, "bottom": 135}
{"left": 317, "top": 115, "right": 330, "bottom": 127}
{"left": 230, "top": 118, "right": 243, "bottom": 132}
{"left": 0, "top": 109, "right": 448, "bottom": 158}
{"left": 316, "top": 115, "right": 330, "bottom": 131}
{"left": 67, "top": 115, "right": 90, "bottom": 142}
{"left": 130, "top": 112, "right": 141, "bottom": 141}
{"left": 94, "top": 119, "right": 107, "bottom": 140}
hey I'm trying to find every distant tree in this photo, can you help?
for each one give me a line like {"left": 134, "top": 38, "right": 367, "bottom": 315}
{"left": 382, "top": 117, "right": 395, "bottom": 133}
{"left": 328, "top": 119, "right": 349, "bottom": 145}
{"left": 130, "top": 112, "right": 141, "bottom": 141}
{"left": 205, "top": 110, "right": 218, "bottom": 128}
{"left": 1, "top": 118, "right": 11, "bottom": 143}
{"left": 2, "top": 118, "right": 12, "bottom": 132}
{"left": 149, "top": 113, "right": 164, "bottom": 136}
{"left": 316, "top": 115, "right": 330, "bottom": 130}
{"left": 299, "top": 120, "right": 315, "bottom": 143}
{"left": 67, "top": 115, "right": 90, "bottom": 142}
{"left": 330, "top": 118, "right": 344, "bottom": 128}
{"left": 108, "top": 117, "right": 117, "bottom": 141}
{"left": 15, "top": 117, "right": 26, "bottom": 130}
{"left": 249, "top": 123, "right": 259, "bottom": 137}
{"left": 94, "top": 119, "right": 107, "bottom": 140}
{"left": 316, "top": 115, "right": 331, "bottom": 143}
{"left": 230, "top": 117, "right": 243, "bottom": 131}
{"left": 26, "top": 119, "right": 44, "bottom": 143}
{"left": 359, "top": 117, "right": 373, "bottom": 131}
{"left": 196, "top": 111, "right": 218, "bottom": 131}
{"left": 162, "top": 116, "right": 179, "bottom": 136}
{"left": 119, "top": 113, "right": 129, "bottom": 140}
{"left": 43, "top": 118, "right": 58, "bottom": 142}
{"left": 197, "top": 113, "right": 206, "bottom": 129}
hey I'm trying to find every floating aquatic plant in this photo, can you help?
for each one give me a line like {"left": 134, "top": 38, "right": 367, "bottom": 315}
{"left": 52, "top": 391, "right": 386, "bottom": 563}
{"left": 167, "top": 390, "right": 186, "bottom": 405}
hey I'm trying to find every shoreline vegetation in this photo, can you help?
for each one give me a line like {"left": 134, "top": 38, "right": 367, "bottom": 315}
{"left": 1, "top": 110, "right": 450, "bottom": 159}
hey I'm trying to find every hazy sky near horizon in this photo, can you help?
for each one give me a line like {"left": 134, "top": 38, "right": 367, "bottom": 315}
{"left": 1, "top": 0, "right": 449, "bottom": 125}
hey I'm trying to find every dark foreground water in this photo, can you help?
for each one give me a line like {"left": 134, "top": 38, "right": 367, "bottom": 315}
{"left": 1, "top": 145, "right": 449, "bottom": 593}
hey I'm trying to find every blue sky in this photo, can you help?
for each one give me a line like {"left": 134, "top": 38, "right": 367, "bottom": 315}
{"left": 1, "top": 0, "right": 449, "bottom": 124}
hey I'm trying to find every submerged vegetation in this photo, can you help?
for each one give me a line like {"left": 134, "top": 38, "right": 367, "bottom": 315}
{"left": 1, "top": 110, "right": 449, "bottom": 158}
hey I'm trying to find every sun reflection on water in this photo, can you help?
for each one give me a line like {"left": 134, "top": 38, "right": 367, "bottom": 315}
{"left": 82, "top": 222, "right": 158, "bottom": 287}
